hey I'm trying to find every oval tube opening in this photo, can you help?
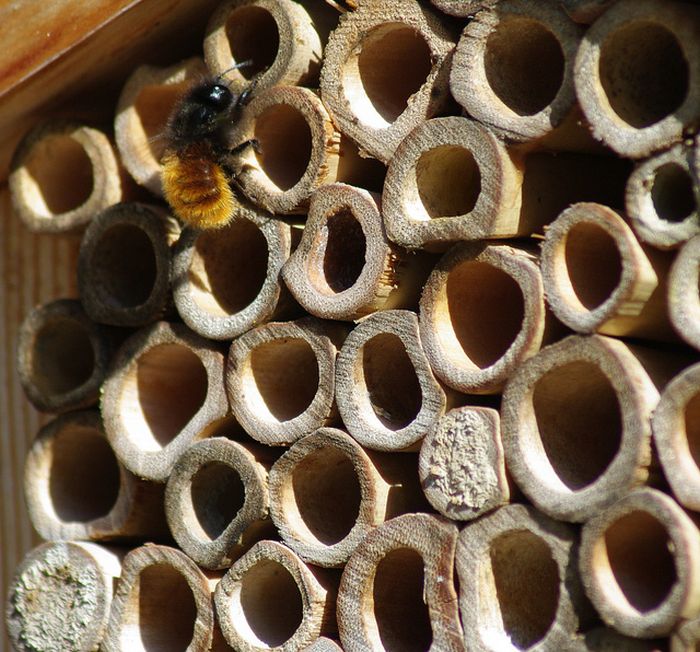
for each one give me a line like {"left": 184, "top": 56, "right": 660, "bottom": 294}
{"left": 343, "top": 23, "right": 433, "bottom": 129}
{"left": 49, "top": 425, "right": 120, "bottom": 522}
{"left": 124, "top": 344, "right": 208, "bottom": 451}
{"left": 685, "top": 391, "right": 700, "bottom": 474}
{"left": 190, "top": 461, "right": 246, "bottom": 541}
{"left": 361, "top": 333, "right": 422, "bottom": 430}
{"left": 33, "top": 319, "right": 95, "bottom": 396}
{"left": 532, "top": 361, "right": 622, "bottom": 490}
{"left": 24, "top": 134, "right": 94, "bottom": 215}
{"left": 92, "top": 224, "right": 157, "bottom": 309}
{"left": 444, "top": 261, "right": 525, "bottom": 370}
{"left": 189, "top": 220, "right": 269, "bottom": 317}
{"left": 226, "top": 6, "right": 280, "bottom": 79}
{"left": 599, "top": 22, "right": 689, "bottom": 128}
{"left": 484, "top": 18, "right": 565, "bottom": 116}
{"left": 651, "top": 162, "right": 696, "bottom": 224}
{"left": 248, "top": 338, "right": 320, "bottom": 422}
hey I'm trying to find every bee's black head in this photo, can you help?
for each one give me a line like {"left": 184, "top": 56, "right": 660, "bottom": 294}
{"left": 168, "top": 80, "right": 235, "bottom": 145}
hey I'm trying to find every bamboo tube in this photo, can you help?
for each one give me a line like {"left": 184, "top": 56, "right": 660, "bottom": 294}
{"left": 319, "top": 0, "right": 455, "bottom": 164}
{"left": 419, "top": 406, "right": 509, "bottom": 521}
{"left": 102, "top": 544, "right": 217, "bottom": 652}
{"left": 669, "top": 235, "right": 700, "bottom": 350}
{"left": 337, "top": 513, "right": 464, "bottom": 652}
{"left": 17, "top": 298, "right": 112, "bottom": 413}
{"left": 450, "top": 0, "right": 582, "bottom": 143}
{"left": 501, "top": 334, "right": 682, "bottom": 523}
{"left": 204, "top": 0, "right": 330, "bottom": 91}
{"left": 226, "top": 318, "right": 346, "bottom": 446}
{"left": 578, "top": 628, "right": 667, "bottom": 651}
{"left": 429, "top": 1, "right": 497, "bottom": 17}
{"left": 165, "top": 437, "right": 275, "bottom": 570}
{"left": 382, "top": 116, "right": 631, "bottom": 249}
{"left": 456, "top": 504, "right": 591, "bottom": 652}
{"left": 101, "top": 321, "right": 228, "bottom": 482}
{"left": 24, "top": 410, "right": 168, "bottom": 542}
{"left": 559, "top": 1, "right": 616, "bottom": 24}
{"left": 9, "top": 120, "right": 124, "bottom": 232}
{"left": 580, "top": 488, "right": 700, "bottom": 637}
{"left": 6, "top": 541, "right": 123, "bottom": 652}
{"left": 78, "top": 202, "right": 179, "bottom": 327}
{"left": 540, "top": 202, "right": 676, "bottom": 342}
{"left": 304, "top": 639, "right": 343, "bottom": 652}
{"left": 652, "top": 362, "right": 700, "bottom": 512}
{"left": 282, "top": 183, "right": 433, "bottom": 321}
{"left": 228, "top": 85, "right": 340, "bottom": 214}
{"left": 626, "top": 143, "right": 700, "bottom": 249}
{"left": 335, "top": 310, "right": 448, "bottom": 452}
{"left": 574, "top": 0, "right": 700, "bottom": 158}
{"left": 172, "top": 203, "right": 296, "bottom": 340}
{"left": 268, "top": 427, "right": 428, "bottom": 568}
{"left": 214, "top": 540, "right": 338, "bottom": 651}
{"left": 420, "top": 242, "right": 554, "bottom": 394}
{"left": 673, "top": 617, "right": 700, "bottom": 652}
{"left": 114, "top": 57, "right": 207, "bottom": 196}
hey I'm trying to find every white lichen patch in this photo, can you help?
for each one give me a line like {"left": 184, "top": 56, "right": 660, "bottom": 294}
{"left": 7, "top": 544, "right": 101, "bottom": 652}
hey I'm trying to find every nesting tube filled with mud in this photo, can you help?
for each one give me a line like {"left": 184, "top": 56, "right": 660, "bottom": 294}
{"left": 268, "top": 427, "right": 428, "bottom": 567}
{"left": 101, "top": 544, "right": 217, "bottom": 652}
{"left": 228, "top": 85, "right": 340, "bottom": 214}
{"left": 114, "top": 58, "right": 207, "bottom": 195}
{"left": 172, "top": 203, "right": 295, "bottom": 340}
{"left": 24, "top": 410, "right": 168, "bottom": 542}
{"left": 456, "top": 504, "right": 591, "bottom": 652}
{"left": 204, "top": 0, "right": 326, "bottom": 91}
{"left": 420, "top": 242, "right": 552, "bottom": 394}
{"left": 226, "top": 318, "right": 346, "bottom": 445}
{"left": 337, "top": 513, "right": 464, "bottom": 652}
{"left": 214, "top": 540, "right": 338, "bottom": 652}
{"left": 450, "top": 0, "right": 582, "bottom": 143}
{"left": 9, "top": 120, "right": 124, "bottom": 232}
{"left": 335, "top": 310, "right": 448, "bottom": 452}
{"left": 580, "top": 488, "right": 700, "bottom": 637}
{"left": 501, "top": 334, "right": 674, "bottom": 522}
{"left": 101, "top": 322, "right": 228, "bottom": 482}
{"left": 320, "top": 0, "right": 455, "bottom": 163}
{"left": 165, "top": 437, "right": 274, "bottom": 569}
{"left": 17, "top": 298, "right": 112, "bottom": 414}
{"left": 574, "top": 0, "right": 700, "bottom": 158}
{"left": 6, "top": 541, "right": 123, "bottom": 652}
{"left": 540, "top": 202, "right": 676, "bottom": 342}
{"left": 79, "top": 203, "right": 179, "bottom": 327}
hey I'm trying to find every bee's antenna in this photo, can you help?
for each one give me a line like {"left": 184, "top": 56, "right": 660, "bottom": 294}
{"left": 215, "top": 60, "right": 255, "bottom": 82}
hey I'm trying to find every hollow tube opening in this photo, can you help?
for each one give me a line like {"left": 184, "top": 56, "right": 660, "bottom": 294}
{"left": 532, "top": 361, "right": 622, "bottom": 490}
{"left": 484, "top": 17, "right": 565, "bottom": 116}
{"left": 92, "top": 224, "right": 157, "bottom": 309}
{"left": 190, "top": 461, "right": 246, "bottom": 541}
{"left": 232, "top": 559, "right": 304, "bottom": 647}
{"left": 685, "top": 392, "right": 700, "bottom": 474}
{"left": 122, "top": 564, "right": 198, "bottom": 652}
{"left": 124, "top": 344, "right": 208, "bottom": 451}
{"left": 444, "top": 261, "right": 525, "bottom": 370}
{"left": 343, "top": 23, "right": 433, "bottom": 129}
{"left": 48, "top": 425, "right": 120, "bottom": 522}
{"left": 32, "top": 318, "right": 95, "bottom": 397}
{"left": 248, "top": 338, "right": 320, "bottom": 422}
{"left": 361, "top": 333, "right": 422, "bottom": 430}
{"left": 371, "top": 548, "right": 433, "bottom": 652}
{"left": 415, "top": 145, "right": 481, "bottom": 218}
{"left": 226, "top": 6, "right": 280, "bottom": 79}
{"left": 486, "top": 531, "right": 559, "bottom": 649}
{"left": 651, "top": 163, "right": 697, "bottom": 224}
{"left": 563, "top": 222, "right": 623, "bottom": 311}
{"left": 189, "top": 219, "right": 269, "bottom": 317}
{"left": 254, "top": 104, "right": 312, "bottom": 191}
{"left": 601, "top": 511, "right": 677, "bottom": 613}
{"left": 23, "top": 134, "right": 94, "bottom": 215}
{"left": 599, "top": 22, "right": 689, "bottom": 128}
{"left": 287, "top": 446, "right": 362, "bottom": 545}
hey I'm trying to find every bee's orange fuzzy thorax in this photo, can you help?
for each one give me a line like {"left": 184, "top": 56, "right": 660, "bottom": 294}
{"left": 162, "top": 144, "right": 237, "bottom": 229}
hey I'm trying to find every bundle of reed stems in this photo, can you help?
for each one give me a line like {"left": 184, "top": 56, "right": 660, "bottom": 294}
{"left": 4, "top": 0, "right": 700, "bottom": 650}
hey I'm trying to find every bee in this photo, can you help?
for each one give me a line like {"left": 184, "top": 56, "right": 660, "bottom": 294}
{"left": 161, "top": 64, "right": 259, "bottom": 229}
